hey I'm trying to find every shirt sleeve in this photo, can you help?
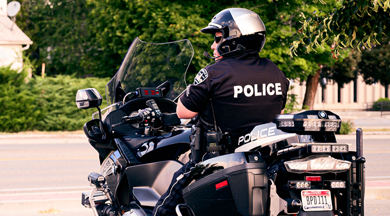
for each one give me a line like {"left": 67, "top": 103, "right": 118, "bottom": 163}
{"left": 180, "top": 68, "right": 212, "bottom": 112}
{"left": 281, "top": 78, "right": 290, "bottom": 110}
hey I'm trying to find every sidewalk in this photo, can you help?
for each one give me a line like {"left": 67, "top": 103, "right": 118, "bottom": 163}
{"left": 336, "top": 111, "right": 390, "bottom": 134}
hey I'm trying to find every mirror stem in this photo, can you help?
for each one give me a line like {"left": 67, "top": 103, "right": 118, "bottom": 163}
{"left": 97, "top": 107, "right": 102, "bottom": 120}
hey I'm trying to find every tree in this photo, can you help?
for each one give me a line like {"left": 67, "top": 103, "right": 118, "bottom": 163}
{"left": 322, "top": 49, "right": 360, "bottom": 88}
{"left": 290, "top": 0, "right": 390, "bottom": 57}
{"left": 15, "top": 0, "right": 92, "bottom": 77}
{"left": 358, "top": 41, "right": 390, "bottom": 98}
{"left": 16, "top": 0, "right": 343, "bottom": 109}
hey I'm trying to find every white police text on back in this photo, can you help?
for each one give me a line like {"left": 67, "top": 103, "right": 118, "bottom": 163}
{"left": 233, "top": 83, "right": 282, "bottom": 98}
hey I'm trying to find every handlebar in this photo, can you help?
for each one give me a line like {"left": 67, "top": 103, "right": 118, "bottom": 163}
{"left": 111, "top": 99, "right": 162, "bottom": 129}
{"left": 122, "top": 115, "right": 143, "bottom": 123}
{"left": 111, "top": 115, "right": 143, "bottom": 128}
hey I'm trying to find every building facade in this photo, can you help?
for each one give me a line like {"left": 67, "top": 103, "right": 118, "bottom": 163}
{"left": 290, "top": 75, "right": 389, "bottom": 111}
{"left": 0, "top": 0, "right": 32, "bottom": 71}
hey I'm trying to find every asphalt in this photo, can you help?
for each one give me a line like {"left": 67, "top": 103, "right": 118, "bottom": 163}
{"left": 0, "top": 111, "right": 389, "bottom": 214}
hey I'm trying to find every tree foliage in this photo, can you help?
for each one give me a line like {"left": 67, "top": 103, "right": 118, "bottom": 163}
{"left": 291, "top": 0, "right": 390, "bottom": 57}
{"left": 16, "top": 0, "right": 342, "bottom": 81}
{"left": 322, "top": 49, "right": 360, "bottom": 88}
{"left": 358, "top": 42, "right": 390, "bottom": 87}
{"left": 15, "top": 0, "right": 357, "bottom": 110}
{"left": 16, "top": 0, "right": 92, "bottom": 77}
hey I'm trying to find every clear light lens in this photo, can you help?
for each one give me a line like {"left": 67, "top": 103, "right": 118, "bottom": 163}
{"left": 280, "top": 120, "right": 294, "bottom": 127}
{"left": 325, "top": 121, "right": 339, "bottom": 128}
{"left": 312, "top": 145, "right": 331, "bottom": 153}
{"left": 311, "top": 144, "right": 349, "bottom": 153}
{"left": 287, "top": 161, "right": 308, "bottom": 171}
{"left": 100, "top": 157, "right": 115, "bottom": 177}
{"left": 289, "top": 181, "right": 311, "bottom": 189}
{"left": 332, "top": 145, "right": 348, "bottom": 152}
{"left": 335, "top": 161, "right": 351, "bottom": 170}
{"left": 331, "top": 181, "right": 346, "bottom": 188}
{"left": 303, "top": 120, "right": 322, "bottom": 131}
{"left": 285, "top": 155, "right": 351, "bottom": 174}
{"left": 76, "top": 101, "right": 89, "bottom": 108}
{"left": 310, "top": 157, "right": 336, "bottom": 170}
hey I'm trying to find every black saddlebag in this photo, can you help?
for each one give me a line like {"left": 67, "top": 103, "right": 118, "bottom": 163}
{"left": 182, "top": 152, "right": 268, "bottom": 216}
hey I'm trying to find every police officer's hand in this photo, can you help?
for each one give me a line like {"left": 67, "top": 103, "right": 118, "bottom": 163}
{"left": 138, "top": 108, "right": 153, "bottom": 121}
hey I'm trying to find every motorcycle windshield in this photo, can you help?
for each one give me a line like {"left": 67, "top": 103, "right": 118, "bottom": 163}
{"left": 105, "top": 38, "right": 194, "bottom": 105}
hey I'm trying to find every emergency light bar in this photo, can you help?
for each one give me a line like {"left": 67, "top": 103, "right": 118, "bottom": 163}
{"left": 273, "top": 110, "right": 342, "bottom": 134}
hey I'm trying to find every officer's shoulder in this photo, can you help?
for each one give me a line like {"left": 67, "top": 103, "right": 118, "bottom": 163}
{"left": 261, "top": 58, "right": 283, "bottom": 70}
{"left": 261, "top": 58, "right": 279, "bottom": 66}
{"left": 206, "top": 59, "right": 232, "bottom": 72}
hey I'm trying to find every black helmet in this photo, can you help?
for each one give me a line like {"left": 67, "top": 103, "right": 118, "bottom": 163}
{"left": 201, "top": 8, "right": 266, "bottom": 55}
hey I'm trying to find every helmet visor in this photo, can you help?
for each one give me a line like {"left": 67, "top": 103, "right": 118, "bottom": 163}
{"left": 200, "top": 25, "right": 222, "bottom": 34}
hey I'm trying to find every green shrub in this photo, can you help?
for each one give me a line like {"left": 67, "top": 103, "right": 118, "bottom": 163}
{"left": 21, "top": 75, "right": 110, "bottom": 131}
{"left": 373, "top": 97, "right": 390, "bottom": 111}
{"left": 339, "top": 120, "right": 354, "bottom": 135}
{"left": 0, "top": 66, "right": 43, "bottom": 132}
{"left": 0, "top": 65, "right": 110, "bottom": 132}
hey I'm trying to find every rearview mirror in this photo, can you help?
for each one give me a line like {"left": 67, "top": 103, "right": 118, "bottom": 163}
{"left": 76, "top": 88, "right": 102, "bottom": 109}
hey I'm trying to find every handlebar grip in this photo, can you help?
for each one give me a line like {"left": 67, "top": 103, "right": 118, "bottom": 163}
{"left": 122, "top": 115, "right": 143, "bottom": 124}
{"left": 112, "top": 115, "right": 142, "bottom": 128}
{"left": 112, "top": 122, "right": 124, "bottom": 128}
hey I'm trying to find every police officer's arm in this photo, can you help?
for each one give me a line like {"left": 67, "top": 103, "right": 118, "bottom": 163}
{"left": 281, "top": 109, "right": 284, "bottom": 114}
{"left": 177, "top": 99, "right": 198, "bottom": 119}
{"left": 178, "top": 68, "right": 211, "bottom": 119}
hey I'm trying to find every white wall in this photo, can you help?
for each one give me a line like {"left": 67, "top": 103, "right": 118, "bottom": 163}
{"left": 0, "top": 44, "right": 24, "bottom": 71}
{"left": 0, "top": 0, "right": 7, "bottom": 16}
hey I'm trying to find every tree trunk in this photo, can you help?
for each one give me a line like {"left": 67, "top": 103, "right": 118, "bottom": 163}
{"left": 302, "top": 69, "right": 321, "bottom": 110}
{"left": 386, "top": 84, "right": 389, "bottom": 98}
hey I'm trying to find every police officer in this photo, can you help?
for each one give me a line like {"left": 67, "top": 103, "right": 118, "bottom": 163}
{"left": 153, "top": 8, "right": 289, "bottom": 216}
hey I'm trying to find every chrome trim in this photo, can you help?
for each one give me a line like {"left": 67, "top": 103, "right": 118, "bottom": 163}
{"left": 89, "top": 187, "right": 99, "bottom": 216}
{"left": 208, "top": 22, "right": 223, "bottom": 29}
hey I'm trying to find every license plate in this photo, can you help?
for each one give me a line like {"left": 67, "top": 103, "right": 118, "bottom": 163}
{"left": 301, "top": 190, "right": 332, "bottom": 211}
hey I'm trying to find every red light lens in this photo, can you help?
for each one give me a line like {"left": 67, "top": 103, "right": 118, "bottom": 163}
{"left": 215, "top": 180, "right": 228, "bottom": 190}
{"left": 144, "top": 90, "right": 149, "bottom": 95}
{"left": 151, "top": 90, "right": 155, "bottom": 95}
{"left": 305, "top": 176, "right": 322, "bottom": 182}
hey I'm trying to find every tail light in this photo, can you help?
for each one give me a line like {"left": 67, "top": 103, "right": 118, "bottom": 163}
{"left": 305, "top": 176, "right": 322, "bottom": 182}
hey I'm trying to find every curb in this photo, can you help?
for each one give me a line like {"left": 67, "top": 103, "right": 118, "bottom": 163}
{"left": 0, "top": 134, "right": 86, "bottom": 139}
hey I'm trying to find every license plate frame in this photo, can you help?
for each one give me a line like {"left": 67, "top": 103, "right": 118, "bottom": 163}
{"left": 301, "top": 190, "right": 333, "bottom": 211}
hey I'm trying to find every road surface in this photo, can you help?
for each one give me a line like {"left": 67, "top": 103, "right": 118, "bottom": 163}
{"left": 0, "top": 134, "right": 389, "bottom": 215}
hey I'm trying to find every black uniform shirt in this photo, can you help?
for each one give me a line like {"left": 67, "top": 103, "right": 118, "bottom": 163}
{"left": 180, "top": 51, "right": 289, "bottom": 134}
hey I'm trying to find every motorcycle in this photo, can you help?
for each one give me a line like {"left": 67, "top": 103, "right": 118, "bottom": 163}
{"left": 76, "top": 38, "right": 365, "bottom": 216}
